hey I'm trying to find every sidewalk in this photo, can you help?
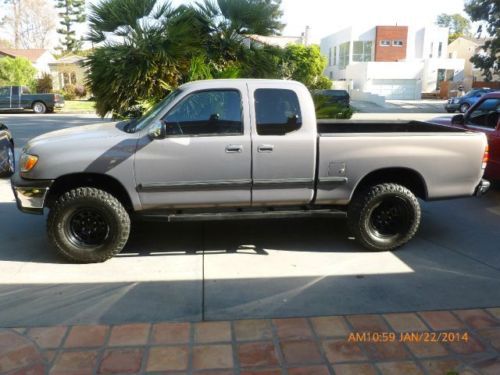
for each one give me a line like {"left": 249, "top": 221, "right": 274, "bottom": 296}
{"left": 2, "top": 308, "right": 499, "bottom": 374}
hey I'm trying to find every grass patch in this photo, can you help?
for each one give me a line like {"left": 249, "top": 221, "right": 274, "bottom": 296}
{"left": 62, "top": 100, "right": 96, "bottom": 113}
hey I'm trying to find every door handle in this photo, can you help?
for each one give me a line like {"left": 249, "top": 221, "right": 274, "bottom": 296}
{"left": 225, "top": 144, "right": 243, "bottom": 153}
{"left": 258, "top": 144, "right": 274, "bottom": 153}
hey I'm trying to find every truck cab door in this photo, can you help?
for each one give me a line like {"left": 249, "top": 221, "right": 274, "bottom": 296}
{"left": 11, "top": 86, "right": 21, "bottom": 108}
{"left": 247, "top": 82, "right": 317, "bottom": 206}
{"left": 134, "top": 87, "right": 252, "bottom": 210}
{"left": 0, "top": 87, "right": 11, "bottom": 109}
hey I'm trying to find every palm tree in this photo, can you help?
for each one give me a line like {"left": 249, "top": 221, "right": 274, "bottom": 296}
{"left": 86, "top": 0, "right": 285, "bottom": 116}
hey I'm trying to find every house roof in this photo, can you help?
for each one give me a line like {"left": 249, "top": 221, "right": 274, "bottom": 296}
{"left": 0, "top": 48, "right": 48, "bottom": 63}
{"left": 449, "top": 36, "right": 492, "bottom": 46}
{"left": 49, "top": 54, "right": 86, "bottom": 65}
{"left": 245, "top": 34, "right": 303, "bottom": 48}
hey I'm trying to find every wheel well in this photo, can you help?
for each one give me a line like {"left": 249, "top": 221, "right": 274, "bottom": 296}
{"left": 46, "top": 173, "right": 133, "bottom": 211}
{"left": 353, "top": 168, "right": 428, "bottom": 200}
{"left": 32, "top": 100, "right": 46, "bottom": 108}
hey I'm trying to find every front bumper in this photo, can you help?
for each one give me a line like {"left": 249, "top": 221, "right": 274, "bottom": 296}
{"left": 11, "top": 173, "right": 54, "bottom": 214}
{"left": 474, "top": 179, "right": 491, "bottom": 197}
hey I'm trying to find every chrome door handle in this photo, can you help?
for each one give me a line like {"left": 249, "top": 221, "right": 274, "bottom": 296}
{"left": 258, "top": 144, "right": 274, "bottom": 153}
{"left": 225, "top": 144, "right": 243, "bottom": 153}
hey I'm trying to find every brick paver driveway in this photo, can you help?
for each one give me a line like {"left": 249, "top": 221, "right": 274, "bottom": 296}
{"left": 1, "top": 308, "right": 500, "bottom": 374}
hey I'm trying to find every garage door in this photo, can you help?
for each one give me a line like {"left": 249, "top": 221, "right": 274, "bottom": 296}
{"left": 368, "top": 79, "right": 418, "bottom": 100}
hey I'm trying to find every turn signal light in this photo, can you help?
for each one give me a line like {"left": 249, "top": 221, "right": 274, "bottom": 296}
{"left": 20, "top": 154, "right": 39, "bottom": 172}
{"left": 482, "top": 145, "right": 489, "bottom": 169}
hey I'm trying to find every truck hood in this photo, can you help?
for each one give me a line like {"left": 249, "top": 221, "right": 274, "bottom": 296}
{"left": 27, "top": 121, "right": 123, "bottom": 147}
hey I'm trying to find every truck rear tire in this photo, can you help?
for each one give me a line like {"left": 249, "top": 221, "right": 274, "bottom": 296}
{"left": 32, "top": 101, "right": 47, "bottom": 114}
{"left": 47, "top": 187, "right": 131, "bottom": 263}
{"left": 347, "top": 183, "right": 421, "bottom": 251}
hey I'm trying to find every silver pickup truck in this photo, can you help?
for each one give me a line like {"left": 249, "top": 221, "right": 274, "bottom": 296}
{"left": 11, "top": 79, "right": 490, "bottom": 263}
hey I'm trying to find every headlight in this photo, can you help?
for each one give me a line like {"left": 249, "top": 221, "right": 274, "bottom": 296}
{"left": 19, "top": 153, "right": 39, "bottom": 172}
{"left": 453, "top": 98, "right": 460, "bottom": 104}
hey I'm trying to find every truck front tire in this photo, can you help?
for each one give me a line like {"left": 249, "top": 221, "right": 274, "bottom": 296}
{"left": 347, "top": 183, "right": 421, "bottom": 251}
{"left": 47, "top": 187, "right": 131, "bottom": 263}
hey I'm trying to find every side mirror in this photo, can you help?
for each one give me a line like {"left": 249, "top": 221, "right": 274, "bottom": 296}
{"left": 148, "top": 120, "right": 166, "bottom": 140}
{"left": 451, "top": 114, "right": 465, "bottom": 125}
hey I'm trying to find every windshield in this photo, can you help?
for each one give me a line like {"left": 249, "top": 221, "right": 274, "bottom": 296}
{"left": 126, "top": 89, "right": 182, "bottom": 133}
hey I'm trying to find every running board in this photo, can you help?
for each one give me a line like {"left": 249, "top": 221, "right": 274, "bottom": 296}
{"left": 137, "top": 209, "right": 347, "bottom": 222}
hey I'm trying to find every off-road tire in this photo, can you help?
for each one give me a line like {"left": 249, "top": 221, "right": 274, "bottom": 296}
{"left": 0, "top": 143, "right": 14, "bottom": 178}
{"left": 347, "top": 183, "right": 421, "bottom": 251}
{"left": 47, "top": 187, "right": 130, "bottom": 263}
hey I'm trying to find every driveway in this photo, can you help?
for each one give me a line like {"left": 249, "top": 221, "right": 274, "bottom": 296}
{"left": 0, "top": 113, "right": 499, "bottom": 327}
{"left": 352, "top": 99, "right": 447, "bottom": 114}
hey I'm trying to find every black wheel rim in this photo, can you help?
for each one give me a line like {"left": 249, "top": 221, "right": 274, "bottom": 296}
{"left": 368, "top": 196, "right": 412, "bottom": 239}
{"left": 67, "top": 208, "right": 110, "bottom": 247}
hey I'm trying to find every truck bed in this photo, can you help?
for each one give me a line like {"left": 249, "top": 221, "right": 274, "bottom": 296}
{"left": 317, "top": 120, "right": 465, "bottom": 134}
{"left": 315, "top": 119, "right": 487, "bottom": 205}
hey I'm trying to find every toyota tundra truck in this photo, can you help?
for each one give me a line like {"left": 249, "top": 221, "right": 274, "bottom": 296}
{"left": 11, "top": 79, "right": 490, "bottom": 263}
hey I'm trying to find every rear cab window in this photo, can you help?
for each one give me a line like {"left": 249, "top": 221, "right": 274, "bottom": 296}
{"left": 254, "top": 89, "right": 302, "bottom": 135}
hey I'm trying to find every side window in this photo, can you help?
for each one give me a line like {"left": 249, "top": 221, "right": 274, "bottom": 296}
{"left": 0, "top": 87, "right": 10, "bottom": 97}
{"left": 255, "top": 89, "right": 302, "bottom": 136}
{"left": 163, "top": 90, "right": 243, "bottom": 136}
{"left": 467, "top": 98, "right": 500, "bottom": 129}
{"left": 11, "top": 86, "right": 19, "bottom": 96}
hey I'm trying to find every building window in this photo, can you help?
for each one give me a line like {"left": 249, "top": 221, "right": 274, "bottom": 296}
{"left": 329, "top": 72, "right": 333, "bottom": 79}
{"left": 333, "top": 46, "right": 337, "bottom": 65}
{"left": 328, "top": 47, "right": 332, "bottom": 66}
{"left": 429, "top": 42, "right": 434, "bottom": 58}
{"left": 380, "top": 40, "right": 391, "bottom": 46}
{"left": 338, "top": 42, "right": 350, "bottom": 69}
{"left": 438, "top": 42, "right": 443, "bottom": 58}
{"left": 352, "top": 41, "right": 373, "bottom": 62}
{"left": 392, "top": 40, "right": 403, "bottom": 47}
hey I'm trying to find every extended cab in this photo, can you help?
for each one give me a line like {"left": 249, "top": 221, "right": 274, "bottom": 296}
{"left": 11, "top": 79, "right": 490, "bottom": 263}
{"left": 0, "top": 86, "right": 64, "bottom": 114}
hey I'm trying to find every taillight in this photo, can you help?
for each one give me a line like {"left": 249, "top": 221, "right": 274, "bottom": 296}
{"left": 482, "top": 144, "right": 489, "bottom": 169}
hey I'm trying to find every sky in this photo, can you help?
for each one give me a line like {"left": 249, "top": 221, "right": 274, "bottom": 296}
{"left": 277, "top": 0, "right": 468, "bottom": 43}
{"left": 0, "top": 0, "right": 472, "bottom": 49}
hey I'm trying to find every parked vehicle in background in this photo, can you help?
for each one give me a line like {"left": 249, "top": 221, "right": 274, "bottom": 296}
{"left": 0, "top": 86, "right": 64, "bottom": 114}
{"left": 0, "top": 123, "right": 14, "bottom": 178}
{"left": 432, "top": 92, "right": 500, "bottom": 181}
{"left": 445, "top": 88, "right": 495, "bottom": 113}
{"left": 312, "top": 89, "right": 350, "bottom": 107}
{"left": 11, "top": 79, "right": 489, "bottom": 263}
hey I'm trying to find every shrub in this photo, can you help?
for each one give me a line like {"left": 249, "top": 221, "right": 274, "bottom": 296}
{"left": 74, "top": 84, "right": 87, "bottom": 98}
{"left": 313, "top": 94, "right": 354, "bottom": 119}
{"left": 0, "top": 56, "right": 36, "bottom": 89}
{"left": 62, "top": 84, "right": 77, "bottom": 100}
{"left": 36, "top": 73, "right": 53, "bottom": 93}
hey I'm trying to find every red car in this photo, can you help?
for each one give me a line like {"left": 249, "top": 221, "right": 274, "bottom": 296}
{"left": 431, "top": 92, "right": 500, "bottom": 181}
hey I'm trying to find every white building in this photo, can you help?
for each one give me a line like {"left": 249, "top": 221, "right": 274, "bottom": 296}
{"left": 320, "top": 25, "right": 465, "bottom": 100}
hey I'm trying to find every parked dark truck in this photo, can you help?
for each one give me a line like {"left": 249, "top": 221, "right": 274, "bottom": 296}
{"left": 11, "top": 79, "right": 490, "bottom": 263}
{"left": 0, "top": 85, "right": 64, "bottom": 114}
